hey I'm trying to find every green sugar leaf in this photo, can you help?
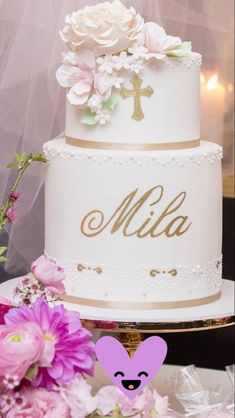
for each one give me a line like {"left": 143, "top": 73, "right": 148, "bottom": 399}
{"left": 166, "top": 42, "right": 192, "bottom": 57}
{"left": 81, "top": 109, "right": 97, "bottom": 125}
{"left": 102, "top": 95, "right": 118, "bottom": 111}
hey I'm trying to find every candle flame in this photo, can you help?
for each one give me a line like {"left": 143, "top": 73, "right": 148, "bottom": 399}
{"left": 207, "top": 74, "right": 218, "bottom": 91}
{"left": 200, "top": 73, "right": 206, "bottom": 84}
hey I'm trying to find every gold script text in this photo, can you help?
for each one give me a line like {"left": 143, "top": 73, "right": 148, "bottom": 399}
{"left": 80, "top": 186, "right": 191, "bottom": 238}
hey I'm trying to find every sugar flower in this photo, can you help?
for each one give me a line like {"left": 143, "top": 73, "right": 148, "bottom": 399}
{"left": 4, "top": 298, "right": 95, "bottom": 390}
{"left": 143, "top": 22, "right": 191, "bottom": 60}
{"left": 0, "top": 322, "right": 44, "bottom": 383}
{"left": 94, "top": 109, "right": 112, "bottom": 126}
{"left": 88, "top": 94, "right": 102, "bottom": 112}
{"left": 129, "top": 60, "right": 144, "bottom": 74}
{"left": 94, "top": 72, "right": 113, "bottom": 102}
{"left": 112, "top": 51, "right": 132, "bottom": 71}
{"left": 56, "top": 49, "right": 95, "bottom": 106}
{"left": 31, "top": 254, "right": 65, "bottom": 296}
{"left": 59, "top": 0, "right": 144, "bottom": 56}
{"left": 97, "top": 55, "right": 115, "bottom": 75}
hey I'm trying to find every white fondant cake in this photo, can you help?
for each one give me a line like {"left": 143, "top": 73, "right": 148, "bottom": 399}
{"left": 44, "top": 1, "right": 223, "bottom": 308}
{"left": 66, "top": 53, "right": 201, "bottom": 146}
{"left": 44, "top": 139, "right": 222, "bottom": 308}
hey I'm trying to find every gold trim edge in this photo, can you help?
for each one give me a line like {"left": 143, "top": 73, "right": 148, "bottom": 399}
{"left": 65, "top": 137, "right": 200, "bottom": 151}
{"left": 81, "top": 317, "right": 235, "bottom": 333}
{"left": 62, "top": 291, "right": 221, "bottom": 310}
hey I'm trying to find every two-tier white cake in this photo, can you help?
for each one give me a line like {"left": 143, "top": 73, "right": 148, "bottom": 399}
{"left": 44, "top": 1, "right": 222, "bottom": 309}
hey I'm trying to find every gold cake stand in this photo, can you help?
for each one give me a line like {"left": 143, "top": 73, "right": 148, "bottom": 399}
{"left": 81, "top": 314, "right": 234, "bottom": 356}
{"left": 78, "top": 279, "right": 234, "bottom": 355}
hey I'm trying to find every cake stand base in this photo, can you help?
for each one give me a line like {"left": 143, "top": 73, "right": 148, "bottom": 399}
{"left": 0, "top": 278, "right": 234, "bottom": 355}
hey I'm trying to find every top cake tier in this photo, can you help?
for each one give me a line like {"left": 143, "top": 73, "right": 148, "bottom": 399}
{"left": 57, "top": 1, "right": 201, "bottom": 149}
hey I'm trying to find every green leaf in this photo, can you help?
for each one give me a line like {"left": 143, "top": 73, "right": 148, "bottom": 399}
{"left": 25, "top": 363, "right": 39, "bottom": 381}
{"left": 0, "top": 256, "right": 7, "bottom": 263}
{"left": 32, "top": 153, "right": 47, "bottom": 163}
{"left": 15, "top": 152, "right": 27, "bottom": 165}
{"left": 0, "top": 247, "right": 7, "bottom": 256}
{"left": 166, "top": 41, "right": 192, "bottom": 57}
{"left": 81, "top": 109, "right": 97, "bottom": 125}
{"left": 102, "top": 95, "right": 118, "bottom": 111}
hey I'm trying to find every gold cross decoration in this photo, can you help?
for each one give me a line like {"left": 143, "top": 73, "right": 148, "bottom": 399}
{"left": 120, "top": 75, "right": 154, "bottom": 121}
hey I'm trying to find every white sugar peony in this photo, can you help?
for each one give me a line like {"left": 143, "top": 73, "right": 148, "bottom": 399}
{"left": 60, "top": 0, "right": 144, "bottom": 56}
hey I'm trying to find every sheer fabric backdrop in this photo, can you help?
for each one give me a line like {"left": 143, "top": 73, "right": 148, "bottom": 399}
{"left": 0, "top": 0, "right": 233, "bottom": 275}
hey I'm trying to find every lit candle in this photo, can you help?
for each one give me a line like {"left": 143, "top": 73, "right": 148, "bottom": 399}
{"left": 201, "top": 73, "right": 226, "bottom": 145}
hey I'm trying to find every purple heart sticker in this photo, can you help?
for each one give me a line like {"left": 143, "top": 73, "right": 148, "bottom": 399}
{"left": 95, "top": 336, "right": 168, "bottom": 400}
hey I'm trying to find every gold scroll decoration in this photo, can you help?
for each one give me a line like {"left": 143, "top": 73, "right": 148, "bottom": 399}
{"left": 150, "top": 269, "right": 178, "bottom": 277}
{"left": 120, "top": 75, "right": 154, "bottom": 121}
{"left": 77, "top": 263, "right": 103, "bottom": 275}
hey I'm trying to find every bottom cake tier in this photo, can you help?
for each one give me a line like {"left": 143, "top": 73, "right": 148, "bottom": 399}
{"left": 44, "top": 139, "right": 223, "bottom": 309}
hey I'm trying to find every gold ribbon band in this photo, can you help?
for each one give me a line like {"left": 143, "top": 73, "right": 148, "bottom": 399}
{"left": 65, "top": 137, "right": 200, "bottom": 151}
{"left": 62, "top": 291, "right": 221, "bottom": 310}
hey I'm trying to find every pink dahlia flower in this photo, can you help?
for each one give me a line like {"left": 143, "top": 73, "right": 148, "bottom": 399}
{"left": 4, "top": 298, "right": 95, "bottom": 390}
{"left": 31, "top": 255, "right": 65, "bottom": 295}
{"left": 0, "top": 322, "right": 44, "bottom": 383}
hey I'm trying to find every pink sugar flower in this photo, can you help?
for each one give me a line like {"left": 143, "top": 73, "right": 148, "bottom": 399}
{"left": 6, "top": 206, "right": 17, "bottom": 223}
{"left": 0, "top": 322, "right": 44, "bottom": 383}
{"left": 4, "top": 298, "right": 95, "bottom": 390}
{"left": 143, "top": 22, "right": 182, "bottom": 60}
{"left": 56, "top": 49, "right": 96, "bottom": 106}
{"left": 56, "top": 49, "right": 113, "bottom": 106}
{"left": 31, "top": 255, "right": 65, "bottom": 295}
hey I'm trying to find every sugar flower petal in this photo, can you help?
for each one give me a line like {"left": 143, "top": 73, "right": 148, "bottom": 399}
{"left": 56, "top": 65, "right": 84, "bottom": 88}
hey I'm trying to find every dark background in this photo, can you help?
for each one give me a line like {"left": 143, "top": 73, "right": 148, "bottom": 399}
{"left": 0, "top": 197, "right": 234, "bottom": 370}
{"left": 163, "top": 196, "right": 235, "bottom": 370}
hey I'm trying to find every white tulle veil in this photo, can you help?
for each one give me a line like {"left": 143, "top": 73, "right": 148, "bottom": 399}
{"left": 0, "top": 0, "right": 234, "bottom": 275}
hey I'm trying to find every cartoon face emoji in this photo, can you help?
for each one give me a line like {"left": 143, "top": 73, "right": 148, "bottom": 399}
{"left": 114, "top": 370, "right": 149, "bottom": 391}
{"left": 96, "top": 336, "right": 167, "bottom": 399}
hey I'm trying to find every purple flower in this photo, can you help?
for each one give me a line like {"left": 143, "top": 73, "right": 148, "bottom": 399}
{"left": 4, "top": 298, "right": 95, "bottom": 391}
{"left": 9, "top": 191, "right": 20, "bottom": 202}
{"left": 6, "top": 207, "right": 17, "bottom": 223}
